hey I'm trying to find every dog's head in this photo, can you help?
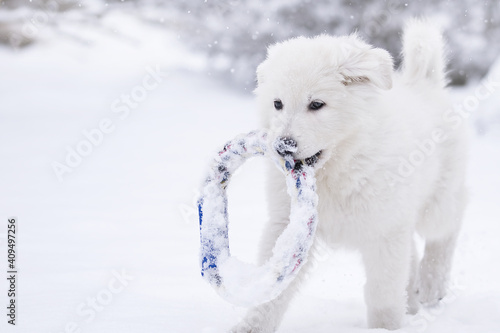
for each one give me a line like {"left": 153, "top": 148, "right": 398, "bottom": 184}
{"left": 255, "top": 34, "right": 393, "bottom": 167}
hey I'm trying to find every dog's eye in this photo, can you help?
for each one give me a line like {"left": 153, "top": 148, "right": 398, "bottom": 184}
{"left": 309, "top": 100, "right": 325, "bottom": 111}
{"left": 274, "top": 100, "right": 283, "bottom": 110}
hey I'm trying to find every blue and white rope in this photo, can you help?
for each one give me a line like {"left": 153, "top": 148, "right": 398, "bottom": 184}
{"left": 198, "top": 130, "right": 318, "bottom": 306}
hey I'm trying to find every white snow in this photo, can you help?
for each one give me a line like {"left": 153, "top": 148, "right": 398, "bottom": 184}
{"left": 0, "top": 12, "right": 499, "bottom": 333}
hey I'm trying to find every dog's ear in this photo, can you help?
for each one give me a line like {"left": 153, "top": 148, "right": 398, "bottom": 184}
{"left": 338, "top": 42, "right": 393, "bottom": 90}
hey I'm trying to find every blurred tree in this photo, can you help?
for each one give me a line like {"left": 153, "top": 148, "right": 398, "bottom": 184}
{"left": 1, "top": 0, "right": 499, "bottom": 87}
{"left": 0, "top": 0, "right": 80, "bottom": 47}
{"left": 158, "top": 0, "right": 500, "bottom": 88}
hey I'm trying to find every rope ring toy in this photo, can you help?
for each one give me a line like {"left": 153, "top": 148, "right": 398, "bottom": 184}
{"left": 198, "top": 130, "right": 319, "bottom": 307}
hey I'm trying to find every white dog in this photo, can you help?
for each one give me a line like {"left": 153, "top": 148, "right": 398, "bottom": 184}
{"left": 232, "top": 19, "right": 468, "bottom": 332}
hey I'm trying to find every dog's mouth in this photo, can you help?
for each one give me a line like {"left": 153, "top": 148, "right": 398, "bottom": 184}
{"left": 287, "top": 150, "right": 322, "bottom": 171}
{"left": 304, "top": 150, "right": 322, "bottom": 166}
{"left": 272, "top": 137, "right": 322, "bottom": 170}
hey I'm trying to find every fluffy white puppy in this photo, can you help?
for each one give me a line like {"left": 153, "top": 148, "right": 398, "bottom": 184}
{"left": 232, "top": 19, "right": 468, "bottom": 332}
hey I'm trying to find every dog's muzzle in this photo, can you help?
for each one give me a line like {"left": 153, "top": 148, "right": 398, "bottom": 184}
{"left": 273, "top": 137, "right": 322, "bottom": 169}
{"left": 274, "top": 137, "right": 297, "bottom": 157}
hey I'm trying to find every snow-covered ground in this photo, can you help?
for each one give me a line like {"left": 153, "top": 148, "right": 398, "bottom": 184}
{"left": 0, "top": 13, "right": 499, "bottom": 333}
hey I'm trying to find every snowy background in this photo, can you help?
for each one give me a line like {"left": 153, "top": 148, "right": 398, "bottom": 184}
{"left": 0, "top": 1, "right": 499, "bottom": 332}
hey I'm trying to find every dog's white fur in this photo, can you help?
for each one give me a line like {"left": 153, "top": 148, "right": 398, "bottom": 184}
{"left": 232, "top": 20, "right": 467, "bottom": 332}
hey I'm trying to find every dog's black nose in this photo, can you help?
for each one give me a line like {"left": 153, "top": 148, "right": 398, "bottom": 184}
{"left": 274, "top": 136, "right": 297, "bottom": 156}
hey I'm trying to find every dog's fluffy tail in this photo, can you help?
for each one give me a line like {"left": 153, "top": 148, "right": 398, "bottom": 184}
{"left": 401, "top": 19, "right": 447, "bottom": 88}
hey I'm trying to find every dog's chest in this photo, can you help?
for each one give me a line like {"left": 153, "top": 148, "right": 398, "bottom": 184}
{"left": 313, "top": 163, "right": 386, "bottom": 245}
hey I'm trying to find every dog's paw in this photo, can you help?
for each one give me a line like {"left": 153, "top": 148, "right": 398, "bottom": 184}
{"left": 229, "top": 309, "right": 277, "bottom": 333}
{"left": 418, "top": 276, "right": 446, "bottom": 306}
{"left": 367, "top": 306, "right": 404, "bottom": 330}
{"left": 407, "top": 290, "right": 420, "bottom": 315}
{"left": 229, "top": 321, "right": 272, "bottom": 333}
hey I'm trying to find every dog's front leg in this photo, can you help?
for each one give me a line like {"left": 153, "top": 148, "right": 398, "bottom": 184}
{"left": 230, "top": 219, "right": 314, "bottom": 333}
{"left": 361, "top": 227, "right": 412, "bottom": 330}
{"left": 231, "top": 166, "right": 313, "bottom": 333}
